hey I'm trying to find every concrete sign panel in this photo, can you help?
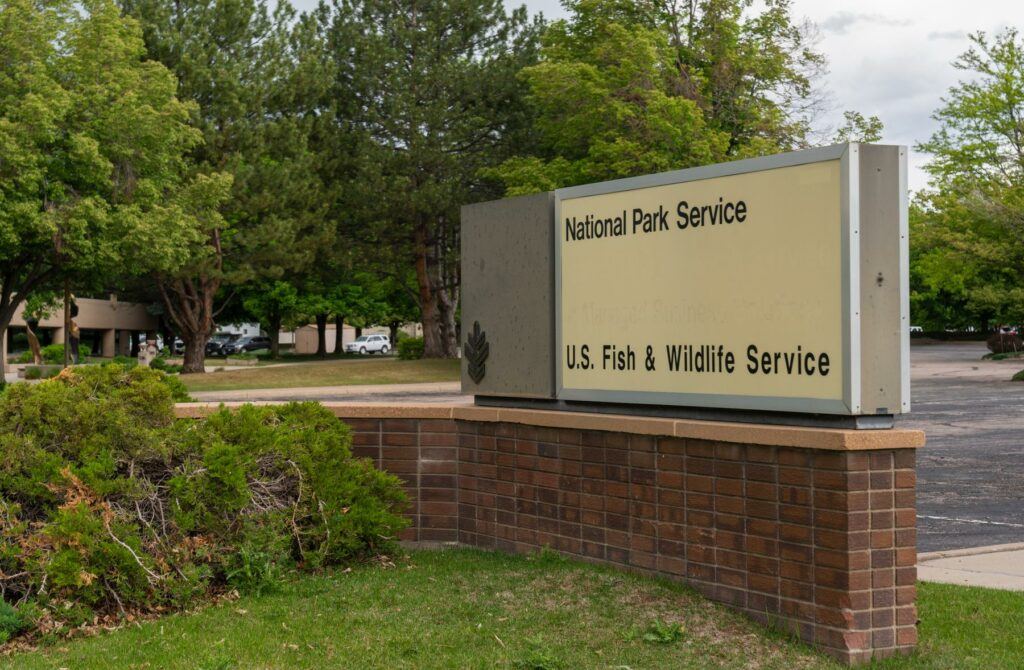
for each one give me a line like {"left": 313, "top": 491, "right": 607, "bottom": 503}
{"left": 554, "top": 144, "right": 908, "bottom": 416}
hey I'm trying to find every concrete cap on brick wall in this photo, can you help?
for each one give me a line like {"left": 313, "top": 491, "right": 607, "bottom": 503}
{"left": 175, "top": 402, "right": 924, "bottom": 451}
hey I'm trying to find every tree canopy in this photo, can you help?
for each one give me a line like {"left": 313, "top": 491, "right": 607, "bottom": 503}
{"left": 489, "top": 0, "right": 875, "bottom": 195}
{"left": 121, "top": 0, "right": 335, "bottom": 371}
{"left": 912, "top": 29, "right": 1024, "bottom": 329}
{"left": 0, "top": 0, "right": 923, "bottom": 374}
{"left": 0, "top": 0, "right": 204, "bottom": 377}
{"left": 326, "top": 0, "right": 542, "bottom": 358}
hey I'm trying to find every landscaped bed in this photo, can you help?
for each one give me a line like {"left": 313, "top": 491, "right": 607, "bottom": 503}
{"left": 3, "top": 548, "right": 1022, "bottom": 669}
{"left": 0, "top": 366, "right": 409, "bottom": 653}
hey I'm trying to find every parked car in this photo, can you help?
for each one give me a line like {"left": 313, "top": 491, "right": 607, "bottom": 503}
{"left": 344, "top": 334, "right": 391, "bottom": 355}
{"left": 221, "top": 335, "right": 271, "bottom": 355}
{"left": 206, "top": 333, "right": 240, "bottom": 356}
{"left": 172, "top": 338, "right": 185, "bottom": 355}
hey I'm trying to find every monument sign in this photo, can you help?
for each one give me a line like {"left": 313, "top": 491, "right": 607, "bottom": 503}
{"left": 462, "top": 144, "right": 908, "bottom": 421}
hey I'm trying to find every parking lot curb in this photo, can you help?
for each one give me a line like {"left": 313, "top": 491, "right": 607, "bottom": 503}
{"left": 918, "top": 542, "right": 1024, "bottom": 563}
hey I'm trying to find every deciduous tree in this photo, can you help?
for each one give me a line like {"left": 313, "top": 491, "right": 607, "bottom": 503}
{"left": 0, "top": 0, "right": 202, "bottom": 379}
{"left": 912, "top": 29, "right": 1024, "bottom": 330}
{"left": 491, "top": 0, "right": 873, "bottom": 195}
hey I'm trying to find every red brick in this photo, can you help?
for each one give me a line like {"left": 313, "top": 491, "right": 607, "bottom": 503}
{"left": 897, "top": 627, "right": 917, "bottom": 646}
{"left": 894, "top": 469, "right": 916, "bottom": 489}
{"left": 778, "top": 466, "right": 811, "bottom": 486}
{"left": 894, "top": 450, "right": 915, "bottom": 469}
{"left": 382, "top": 432, "right": 418, "bottom": 447}
{"left": 381, "top": 419, "right": 418, "bottom": 433}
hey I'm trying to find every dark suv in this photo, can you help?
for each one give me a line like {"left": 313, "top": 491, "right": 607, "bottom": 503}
{"left": 206, "top": 333, "right": 240, "bottom": 356}
{"left": 221, "top": 335, "right": 271, "bottom": 355}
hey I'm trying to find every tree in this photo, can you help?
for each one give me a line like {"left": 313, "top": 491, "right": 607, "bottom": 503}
{"left": 573, "top": 0, "right": 829, "bottom": 153}
{"left": 370, "top": 274, "right": 422, "bottom": 346}
{"left": 330, "top": 0, "right": 540, "bottom": 358}
{"left": 912, "top": 29, "right": 1024, "bottom": 330}
{"left": 833, "top": 110, "right": 884, "bottom": 144}
{"left": 490, "top": 0, "right": 843, "bottom": 194}
{"left": 0, "top": 0, "right": 202, "bottom": 379}
{"left": 122, "top": 0, "right": 334, "bottom": 372}
{"left": 489, "top": 5, "right": 727, "bottom": 194}
{"left": 242, "top": 280, "right": 301, "bottom": 359}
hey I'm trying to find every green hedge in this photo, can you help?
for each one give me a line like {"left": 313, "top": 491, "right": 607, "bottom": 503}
{"left": 18, "top": 342, "right": 93, "bottom": 364}
{"left": 0, "top": 364, "right": 407, "bottom": 642}
{"left": 397, "top": 337, "right": 425, "bottom": 360}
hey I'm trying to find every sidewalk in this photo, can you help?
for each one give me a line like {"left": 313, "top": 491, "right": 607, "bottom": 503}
{"left": 918, "top": 543, "right": 1024, "bottom": 590}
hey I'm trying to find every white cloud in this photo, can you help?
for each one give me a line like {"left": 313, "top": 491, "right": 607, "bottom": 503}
{"left": 928, "top": 29, "right": 967, "bottom": 40}
{"left": 820, "top": 11, "right": 912, "bottom": 35}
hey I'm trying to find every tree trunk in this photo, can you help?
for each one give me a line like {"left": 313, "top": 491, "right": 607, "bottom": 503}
{"left": 0, "top": 325, "right": 7, "bottom": 383}
{"left": 161, "top": 321, "right": 175, "bottom": 355}
{"left": 334, "top": 314, "right": 345, "bottom": 355}
{"left": 0, "top": 301, "right": 25, "bottom": 381}
{"left": 63, "top": 284, "right": 71, "bottom": 368}
{"left": 26, "top": 324, "right": 42, "bottom": 364}
{"left": 157, "top": 275, "right": 219, "bottom": 375}
{"left": 268, "top": 314, "right": 282, "bottom": 359}
{"left": 315, "top": 313, "right": 328, "bottom": 358}
{"left": 413, "top": 221, "right": 459, "bottom": 358}
{"left": 182, "top": 337, "right": 208, "bottom": 373}
{"left": 419, "top": 285, "right": 458, "bottom": 358}
{"left": 389, "top": 321, "right": 399, "bottom": 348}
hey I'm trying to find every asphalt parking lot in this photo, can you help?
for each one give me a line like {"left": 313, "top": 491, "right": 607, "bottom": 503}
{"left": 901, "top": 341, "right": 1024, "bottom": 552}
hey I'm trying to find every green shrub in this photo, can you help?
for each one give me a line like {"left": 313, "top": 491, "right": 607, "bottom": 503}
{"left": 40, "top": 342, "right": 92, "bottom": 364}
{"left": 0, "top": 368, "right": 406, "bottom": 643}
{"left": 397, "top": 337, "right": 425, "bottom": 360}
{"left": 150, "top": 356, "right": 183, "bottom": 375}
{"left": 9, "top": 332, "right": 28, "bottom": 350}
{"left": 0, "top": 601, "right": 30, "bottom": 644}
{"left": 113, "top": 355, "right": 138, "bottom": 368}
{"left": 23, "top": 366, "right": 43, "bottom": 380}
{"left": 16, "top": 350, "right": 33, "bottom": 364}
{"left": 1012, "top": 369, "right": 1024, "bottom": 382}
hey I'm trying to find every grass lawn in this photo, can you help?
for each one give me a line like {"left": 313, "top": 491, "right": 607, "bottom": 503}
{"left": 182, "top": 357, "right": 460, "bottom": 393}
{"left": 7, "top": 549, "right": 1024, "bottom": 670}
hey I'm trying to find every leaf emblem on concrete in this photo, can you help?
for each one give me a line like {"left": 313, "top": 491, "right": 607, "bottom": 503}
{"left": 465, "top": 321, "right": 489, "bottom": 384}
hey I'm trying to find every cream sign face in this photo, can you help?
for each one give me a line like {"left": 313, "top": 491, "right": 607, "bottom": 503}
{"left": 555, "top": 147, "right": 881, "bottom": 415}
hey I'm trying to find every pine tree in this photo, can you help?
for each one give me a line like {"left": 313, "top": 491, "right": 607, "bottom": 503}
{"left": 327, "top": 0, "right": 541, "bottom": 358}
{"left": 121, "top": 0, "right": 334, "bottom": 372}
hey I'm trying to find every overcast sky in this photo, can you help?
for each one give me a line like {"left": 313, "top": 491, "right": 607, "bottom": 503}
{"left": 291, "top": 0, "right": 1024, "bottom": 191}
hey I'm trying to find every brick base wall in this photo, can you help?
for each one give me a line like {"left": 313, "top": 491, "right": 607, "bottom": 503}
{"left": 347, "top": 417, "right": 461, "bottom": 543}
{"left": 343, "top": 414, "right": 916, "bottom": 665}
{"left": 177, "top": 403, "right": 921, "bottom": 666}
